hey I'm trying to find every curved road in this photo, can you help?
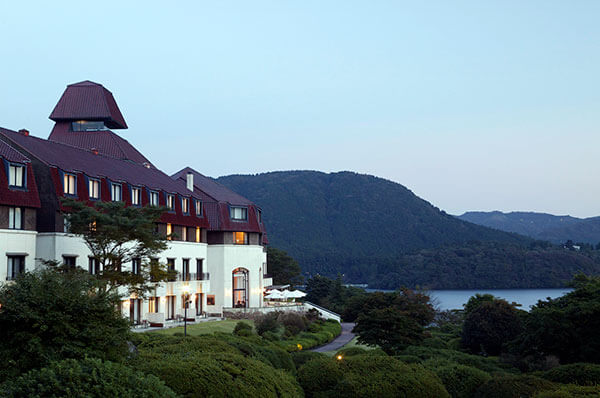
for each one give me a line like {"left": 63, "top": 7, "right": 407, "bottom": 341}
{"left": 311, "top": 322, "right": 356, "bottom": 352}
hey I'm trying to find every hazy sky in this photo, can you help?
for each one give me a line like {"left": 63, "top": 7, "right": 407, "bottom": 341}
{"left": 1, "top": 1, "right": 598, "bottom": 217}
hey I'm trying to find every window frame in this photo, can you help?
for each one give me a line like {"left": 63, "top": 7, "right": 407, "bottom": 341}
{"left": 229, "top": 206, "right": 248, "bottom": 221}
{"left": 7, "top": 162, "right": 26, "bottom": 189}
{"left": 6, "top": 255, "right": 25, "bottom": 281}
{"left": 62, "top": 255, "right": 77, "bottom": 268}
{"left": 195, "top": 199, "right": 202, "bottom": 217}
{"left": 149, "top": 190, "right": 160, "bottom": 207}
{"left": 131, "top": 258, "right": 141, "bottom": 275}
{"left": 88, "top": 178, "right": 100, "bottom": 200}
{"left": 110, "top": 182, "right": 122, "bottom": 202}
{"left": 233, "top": 231, "right": 248, "bottom": 245}
{"left": 131, "top": 186, "right": 142, "bottom": 206}
{"left": 166, "top": 193, "right": 175, "bottom": 211}
{"left": 8, "top": 207, "right": 23, "bottom": 230}
{"left": 88, "top": 257, "right": 101, "bottom": 275}
{"left": 63, "top": 172, "right": 77, "bottom": 196}
{"left": 181, "top": 197, "right": 190, "bottom": 215}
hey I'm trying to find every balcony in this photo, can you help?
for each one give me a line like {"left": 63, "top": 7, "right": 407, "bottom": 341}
{"left": 177, "top": 272, "right": 210, "bottom": 282}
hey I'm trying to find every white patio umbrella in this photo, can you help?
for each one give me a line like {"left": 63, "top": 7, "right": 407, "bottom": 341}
{"left": 265, "top": 290, "right": 285, "bottom": 300}
{"left": 287, "top": 290, "right": 307, "bottom": 298}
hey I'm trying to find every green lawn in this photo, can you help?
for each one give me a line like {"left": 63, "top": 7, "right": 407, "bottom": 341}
{"left": 148, "top": 320, "right": 254, "bottom": 336}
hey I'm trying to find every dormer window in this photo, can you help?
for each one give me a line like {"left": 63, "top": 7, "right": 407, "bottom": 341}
{"left": 111, "top": 183, "right": 122, "bottom": 201}
{"left": 182, "top": 197, "right": 189, "bottom": 214}
{"left": 195, "top": 200, "right": 202, "bottom": 217}
{"left": 257, "top": 209, "right": 262, "bottom": 224}
{"left": 8, "top": 164, "right": 25, "bottom": 188}
{"left": 71, "top": 121, "right": 108, "bottom": 132}
{"left": 166, "top": 194, "right": 175, "bottom": 211}
{"left": 88, "top": 178, "right": 100, "bottom": 200}
{"left": 131, "top": 187, "right": 142, "bottom": 206}
{"left": 230, "top": 206, "right": 247, "bottom": 221}
{"left": 149, "top": 190, "right": 159, "bottom": 206}
{"left": 63, "top": 173, "right": 77, "bottom": 195}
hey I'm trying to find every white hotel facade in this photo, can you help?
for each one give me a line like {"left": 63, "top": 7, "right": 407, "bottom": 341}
{"left": 0, "top": 81, "right": 272, "bottom": 325}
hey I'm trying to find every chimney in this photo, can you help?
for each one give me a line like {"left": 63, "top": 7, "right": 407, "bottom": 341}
{"left": 186, "top": 172, "right": 194, "bottom": 192}
{"left": 18, "top": 129, "right": 29, "bottom": 136}
{"left": 91, "top": 148, "right": 99, "bottom": 155}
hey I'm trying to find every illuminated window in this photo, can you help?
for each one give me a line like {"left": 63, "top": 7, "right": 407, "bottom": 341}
{"left": 195, "top": 227, "right": 200, "bottom": 243}
{"left": 207, "top": 295, "right": 215, "bottom": 305}
{"left": 8, "top": 207, "right": 22, "bottom": 229}
{"left": 63, "top": 173, "right": 76, "bottom": 195}
{"left": 88, "top": 178, "right": 100, "bottom": 199}
{"left": 230, "top": 207, "right": 247, "bottom": 221}
{"left": 111, "top": 183, "right": 122, "bottom": 201}
{"left": 71, "top": 121, "right": 107, "bottom": 131}
{"left": 166, "top": 194, "right": 175, "bottom": 210}
{"left": 131, "top": 187, "right": 142, "bottom": 206}
{"left": 148, "top": 297, "right": 159, "bottom": 313}
{"left": 182, "top": 197, "right": 189, "bottom": 214}
{"left": 149, "top": 191, "right": 159, "bottom": 206}
{"left": 195, "top": 200, "right": 202, "bottom": 217}
{"left": 8, "top": 164, "right": 25, "bottom": 188}
{"left": 233, "top": 232, "right": 248, "bottom": 245}
{"left": 181, "top": 227, "right": 187, "bottom": 241}
{"left": 166, "top": 223, "right": 173, "bottom": 240}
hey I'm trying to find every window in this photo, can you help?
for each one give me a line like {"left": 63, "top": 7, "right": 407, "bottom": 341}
{"left": 131, "top": 187, "right": 142, "bottom": 206}
{"left": 207, "top": 295, "right": 215, "bottom": 306}
{"left": 6, "top": 256, "right": 25, "bottom": 280}
{"left": 148, "top": 297, "right": 159, "bottom": 313}
{"left": 233, "top": 232, "right": 248, "bottom": 245}
{"left": 111, "top": 183, "right": 122, "bottom": 201}
{"left": 257, "top": 209, "right": 262, "bottom": 223}
{"left": 181, "top": 227, "right": 187, "bottom": 241}
{"left": 196, "top": 259, "right": 204, "bottom": 280}
{"left": 166, "top": 223, "right": 172, "bottom": 240}
{"left": 182, "top": 197, "right": 189, "bottom": 214}
{"left": 167, "top": 258, "right": 175, "bottom": 281}
{"left": 132, "top": 258, "right": 141, "bottom": 275}
{"left": 149, "top": 190, "right": 159, "bottom": 206}
{"left": 166, "top": 296, "right": 175, "bottom": 319}
{"left": 8, "top": 164, "right": 25, "bottom": 188}
{"left": 71, "top": 121, "right": 107, "bottom": 131}
{"left": 195, "top": 200, "right": 202, "bottom": 217}
{"left": 230, "top": 206, "right": 247, "bottom": 221}
{"left": 232, "top": 268, "right": 249, "bottom": 308}
{"left": 8, "top": 207, "right": 23, "bottom": 229}
{"left": 89, "top": 257, "right": 101, "bottom": 275}
{"left": 63, "top": 256, "right": 76, "bottom": 268}
{"left": 166, "top": 194, "right": 175, "bottom": 211}
{"left": 182, "top": 259, "right": 190, "bottom": 281}
{"left": 63, "top": 173, "right": 76, "bottom": 195}
{"left": 63, "top": 216, "right": 70, "bottom": 233}
{"left": 88, "top": 178, "right": 100, "bottom": 199}
{"left": 195, "top": 227, "right": 201, "bottom": 243}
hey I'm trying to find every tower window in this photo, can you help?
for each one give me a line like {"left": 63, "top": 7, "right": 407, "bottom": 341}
{"left": 71, "top": 121, "right": 107, "bottom": 131}
{"left": 8, "top": 207, "right": 23, "bottom": 229}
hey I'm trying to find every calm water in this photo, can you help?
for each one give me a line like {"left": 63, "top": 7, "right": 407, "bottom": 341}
{"left": 366, "top": 288, "right": 572, "bottom": 311}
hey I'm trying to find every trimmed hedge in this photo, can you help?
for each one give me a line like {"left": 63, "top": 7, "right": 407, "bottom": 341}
{"left": 291, "top": 351, "right": 326, "bottom": 369}
{"left": 538, "top": 363, "right": 600, "bottom": 386}
{"left": 277, "top": 319, "right": 342, "bottom": 352}
{"left": 298, "top": 355, "right": 450, "bottom": 398}
{"left": 428, "top": 363, "right": 492, "bottom": 398}
{"left": 402, "top": 346, "right": 516, "bottom": 374}
{"left": 473, "top": 375, "right": 556, "bottom": 398}
{"left": 335, "top": 347, "right": 368, "bottom": 358}
{"left": 0, "top": 358, "right": 176, "bottom": 398}
{"left": 534, "top": 385, "right": 600, "bottom": 397}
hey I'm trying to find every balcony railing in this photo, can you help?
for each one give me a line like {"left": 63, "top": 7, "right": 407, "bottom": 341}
{"left": 263, "top": 273, "right": 272, "bottom": 279}
{"left": 176, "top": 272, "right": 210, "bottom": 282}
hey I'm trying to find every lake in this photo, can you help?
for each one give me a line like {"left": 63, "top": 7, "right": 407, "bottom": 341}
{"left": 366, "top": 288, "right": 572, "bottom": 311}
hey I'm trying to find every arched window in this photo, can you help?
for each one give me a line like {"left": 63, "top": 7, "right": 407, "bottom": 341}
{"left": 232, "top": 268, "right": 249, "bottom": 308}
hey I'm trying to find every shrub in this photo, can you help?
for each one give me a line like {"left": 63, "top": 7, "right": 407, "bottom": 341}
{"left": 291, "top": 351, "right": 325, "bottom": 369}
{"left": 422, "top": 336, "right": 449, "bottom": 349}
{"left": 233, "top": 321, "right": 253, "bottom": 336}
{"left": 534, "top": 385, "right": 600, "bottom": 397}
{"left": 0, "top": 358, "right": 176, "bottom": 398}
{"left": 279, "top": 312, "right": 307, "bottom": 336}
{"left": 538, "top": 363, "right": 600, "bottom": 386}
{"left": 298, "top": 355, "right": 450, "bottom": 398}
{"left": 430, "top": 363, "right": 492, "bottom": 398}
{"left": 402, "top": 346, "right": 516, "bottom": 374}
{"left": 335, "top": 347, "right": 368, "bottom": 358}
{"left": 473, "top": 375, "right": 556, "bottom": 398}
{"left": 133, "top": 351, "right": 302, "bottom": 397}
{"left": 396, "top": 355, "right": 422, "bottom": 364}
{"left": 255, "top": 312, "right": 281, "bottom": 336}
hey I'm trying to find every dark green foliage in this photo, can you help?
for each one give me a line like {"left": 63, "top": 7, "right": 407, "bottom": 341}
{"left": 428, "top": 363, "right": 492, "bottom": 398}
{"left": 512, "top": 275, "right": 600, "bottom": 364}
{"left": 396, "top": 355, "right": 422, "bottom": 364}
{"left": 277, "top": 319, "right": 341, "bottom": 351}
{"left": 267, "top": 247, "right": 303, "bottom": 285}
{"left": 534, "top": 385, "right": 600, "bottom": 397}
{"left": 0, "top": 358, "right": 176, "bottom": 398}
{"left": 255, "top": 312, "right": 281, "bottom": 336}
{"left": 297, "top": 355, "right": 450, "bottom": 398}
{"left": 538, "top": 363, "right": 600, "bottom": 386}
{"left": 401, "top": 346, "right": 516, "bottom": 374}
{"left": 62, "top": 198, "right": 171, "bottom": 296}
{"left": 335, "top": 347, "right": 368, "bottom": 358}
{"left": 0, "top": 269, "right": 131, "bottom": 382}
{"left": 464, "top": 293, "right": 497, "bottom": 314}
{"left": 291, "top": 351, "right": 326, "bottom": 369}
{"left": 279, "top": 312, "right": 308, "bottom": 336}
{"left": 353, "top": 289, "right": 435, "bottom": 355}
{"left": 233, "top": 321, "right": 254, "bottom": 336}
{"left": 473, "top": 375, "right": 556, "bottom": 398}
{"left": 461, "top": 298, "right": 524, "bottom": 355}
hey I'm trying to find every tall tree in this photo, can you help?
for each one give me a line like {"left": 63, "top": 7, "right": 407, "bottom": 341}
{"left": 62, "top": 198, "right": 173, "bottom": 296}
{"left": 266, "top": 247, "right": 303, "bottom": 285}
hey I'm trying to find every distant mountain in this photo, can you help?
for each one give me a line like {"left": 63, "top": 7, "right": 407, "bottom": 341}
{"left": 458, "top": 211, "right": 600, "bottom": 245}
{"left": 217, "top": 171, "right": 600, "bottom": 288}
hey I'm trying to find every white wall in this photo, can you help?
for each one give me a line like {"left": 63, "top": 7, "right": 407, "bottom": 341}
{"left": 0, "top": 229, "right": 37, "bottom": 281}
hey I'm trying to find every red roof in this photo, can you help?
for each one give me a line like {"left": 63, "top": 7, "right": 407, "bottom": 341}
{"left": 172, "top": 167, "right": 254, "bottom": 205}
{"left": 49, "top": 81, "right": 128, "bottom": 129}
{"left": 0, "top": 131, "right": 41, "bottom": 208}
{"left": 0, "top": 137, "right": 30, "bottom": 163}
{"left": 48, "top": 123, "right": 153, "bottom": 166}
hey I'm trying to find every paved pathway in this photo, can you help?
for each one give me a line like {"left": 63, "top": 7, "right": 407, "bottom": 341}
{"left": 311, "top": 322, "right": 356, "bottom": 352}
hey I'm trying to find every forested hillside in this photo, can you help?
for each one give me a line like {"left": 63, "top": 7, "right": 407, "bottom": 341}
{"left": 218, "top": 171, "right": 600, "bottom": 288}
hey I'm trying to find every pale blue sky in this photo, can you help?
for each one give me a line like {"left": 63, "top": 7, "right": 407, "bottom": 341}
{"left": 0, "top": 1, "right": 598, "bottom": 217}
